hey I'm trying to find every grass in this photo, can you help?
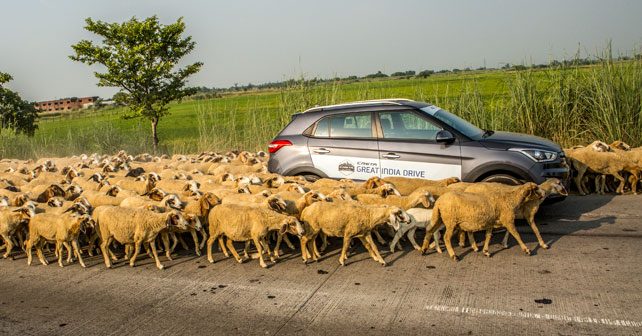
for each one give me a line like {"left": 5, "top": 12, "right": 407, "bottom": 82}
{"left": 1, "top": 53, "right": 641, "bottom": 159}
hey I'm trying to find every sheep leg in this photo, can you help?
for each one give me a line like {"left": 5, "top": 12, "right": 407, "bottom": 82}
{"left": 613, "top": 172, "right": 626, "bottom": 194}
{"left": 72, "top": 239, "right": 86, "bottom": 268}
{"left": 149, "top": 241, "right": 164, "bottom": 270}
{"left": 243, "top": 241, "right": 251, "bottom": 259}
{"left": 218, "top": 237, "right": 229, "bottom": 257}
{"left": 190, "top": 230, "right": 201, "bottom": 256}
{"left": 389, "top": 230, "right": 403, "bottom": 253}
{"left": 319, "top": 232, "right": 329, "bottom": 252}
{"left": 36, "top": 241, "right": 49, "bottom": 266}
{"left": 169, "top": 232, "right": 178, "bottom": 254}
{"left": 26, "top": 239, "right": 34, "bottom": 266}
{"left": 206, "top": 235, "right": 217, "bottom": 263}
{"left": 87, "top": 232, "right": 98, "bottom": 256}
{"left": 525, "top": 209, "right": 548, "bottom": 249}
{"left": 457, "top": 230, "right": 466, "bottom": 247}
{"left": 178, "top": 235, "right": 189, "bottom": 251}
{"left": 64, "top": 242, "right": 73, "bottom": 264}
{"left": 226, "top": 239, "right": 243, "bottom": 263}
{"left": 100, "top": 238, "right": 113, "bottom": 268}
{"left": 443, "top": 226, "right": 458, "bottom": 261}
{"left": 373, "top": 229, "right": 386, "bottom": 245}
{"left": 357, "top": 236, "right": 378, "bottom": 261}
{"left": 364, "top": 234, "right": 386, "bottom": 266}
{"left": 261, "top": 237, "right": 276, "bottom": 262}
{"left": 299, "top": 236, "right": 309, "bottom": 263}
{"left": 466, "top": 232, "right": 479, "bottom": 252}
{"left": 407, "top": 227, "right": 422, "bottom": 251}
{"left": 310, "top": 235, "right": 321, "bottom": 260}
{"left": 1, "top": 234, "right": 14, "bottom": 259}
{"left": 198, "top": 230, "right": 208, "bottom": 251}
{"left": 482, "top": 228, "right": 493, "bottom": 257}
{"left": 56, "top": 242, "right": 64, "bottom": 267}
{"left": 338, "top": 236, "right": 352, "bottom": 266}
{"left": 432, "top": 231, "right": 443, "bottom": 254}
{"left": 129, "top": 241, "right": 142, "bottom": 267}
{"left": 504, "top": 222, "right": 531, "bottom": 255}
{"left": 282, "top": 234, "right": 295, "bottom": 250}
{"left": 253, "top": 237, "right": 268, "bottom": 268}
{"left": 274, "top": 234, "right": 284, "bottom": 258}
{"left": 161, "top": 232, "right": 173, "bottom": 261}
{"left": 17, "top": 230, "right": 26, "bottom": 252}
{"left": 573, "top": 166, "right": 588, "bottom": 195}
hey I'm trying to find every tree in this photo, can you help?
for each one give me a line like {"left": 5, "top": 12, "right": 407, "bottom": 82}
{"left": 0, "top": 72, "right": 38, "bottom": 136}
{"left": 70, "top": 16, "right": 203, "bottom": 151}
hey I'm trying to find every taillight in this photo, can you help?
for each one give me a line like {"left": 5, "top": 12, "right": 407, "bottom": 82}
{"left": 268, "top": 140, "right": 292, "bottom": 154}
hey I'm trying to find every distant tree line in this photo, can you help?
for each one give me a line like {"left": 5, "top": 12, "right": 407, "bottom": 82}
{"left": 189, "top": 53, "right": 640, "bottom": 98}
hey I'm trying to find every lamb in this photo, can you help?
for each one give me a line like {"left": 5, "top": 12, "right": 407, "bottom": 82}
{"left": 421, "top": 182, "right": 545, "bottom": 260}
{"left": 92, "top": 206, "right": 189, "bottom": 270}
{"left": 0, "top": 205, "right": 35, "bottom": 259}
{"left": 206, "top": 204, "right": 303, "bottom": 268}
{"left": 381, "top": 176, "right": 461, "bottom": 195}
{"left": 300, "top": 202, "right": 410, "bottom": 266}
{"left": 26, "top": 209, "right": 94, "bottom": 267}
{"left": 463, "top": 178, "right": 567, "bottom": 249}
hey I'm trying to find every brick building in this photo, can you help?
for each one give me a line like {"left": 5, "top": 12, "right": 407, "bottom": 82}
{"left": 34, "top": 96, "right": 99, "bottom": 112}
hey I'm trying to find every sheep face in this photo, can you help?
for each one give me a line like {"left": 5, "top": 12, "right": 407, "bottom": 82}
{"left": 0, "top": 196, "right": 9, "bottom": 207}
{"left": 267, "top": 195, "right": 288, "bottom": 212}
{"left": 145, "top": 188, "right": 168, "bottom": 201}
{"left": 327, "top": 189, "right": 352, "bottom": 201}
{"left": 66, "top": 184, "right": 83, "bottom": 196}
{"left": 105, "top": 185, "right": 120, "bottom": 197}
{"left": 237, "top": 185, "right": 251, "bottom": 194}
{"left": 281, "top": 217, "right": 304, "bottom": 237}
{"left": 13, "top": 205, "right": 35, "bottom": 220}
{"left": 444, "top": 177, "right": 461, "bottom": 186}
{"left": 364, "top": 176, "right": 384, "bottom": 189}
{"left": 380, "top": 184, "right": 401, "bottom": 197}
{"left": 201, "top": 193, "right": 222, "bottom": 210}
{"left": 182, "top": 181, "right": 200, "bottom": 194}
{"left": 304, "top": 191, "right": 327, "bottom": 205}
{"left": 266, "top": 176, "right": 285, "bottom": 188}
{"left": 610, "top": 140, "right": 631, "bottom": 151}
{"left": 258, "top": 190, "right": 272, "bottom": 197}
{"left": 589, "top": 140, "right": 611, "bottom": 152}
{"left": 47, "top": 198, "right": 64, "bottom": 207}
{"left": 543, "top": 178, "right": 568, "bottom": 196}
{"left": 14, "top": 194, "right": 30, "bottom": 206}
{"left": 162, "top": 195, "right": 184, "bottom": 211}
{"left": 284, "top": 183, "right": 305, "bottom": 194}
{"left": 147, "top": 172, "right": 161, "bottom": 183}
{"left": 88, "top": 173, "right": 104, "bottom": 183}
{"left": 166, "top": 212, "right": 189, "bottom": 231}
{"left": 185, "top": 214, "right": 203, "bottom": 231}
{"left": 387, "top": 208, "right": 409, "bottom": 231}
{"left": 420, "top": 192, "right": 436, "bottom": 208}
{"left": 73, "top": 196, "right": 92, "bottom": 210}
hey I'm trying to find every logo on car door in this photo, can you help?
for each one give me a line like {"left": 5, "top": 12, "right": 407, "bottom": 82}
{"left": 338, "top": 160, "right": 355, "bottom": 176}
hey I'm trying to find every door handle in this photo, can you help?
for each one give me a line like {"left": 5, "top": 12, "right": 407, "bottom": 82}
{"left": 313, "top": 148, "right": 330, "bottom": 154}
{"left": 382, "top": 153, "right": 400, "bottom": 159}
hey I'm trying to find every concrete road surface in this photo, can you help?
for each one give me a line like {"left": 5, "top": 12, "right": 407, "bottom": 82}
{"left": 0, "top": 195, "right": 641, "bottom": 336}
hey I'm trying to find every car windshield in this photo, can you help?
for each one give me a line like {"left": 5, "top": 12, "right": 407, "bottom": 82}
{"left": 420, "top": 105, "right": 484, "bottom": 139}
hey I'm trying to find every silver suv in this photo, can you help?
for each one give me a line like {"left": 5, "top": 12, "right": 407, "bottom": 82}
{"left": 268, "top": 99, "right": 568, "bottom": 187}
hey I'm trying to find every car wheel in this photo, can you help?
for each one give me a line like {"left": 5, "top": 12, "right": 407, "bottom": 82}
{"left": 480, "top": 173, "right": 521, "bottom": 185}
{"left": 301, "top": 174, "right": 321, "bottom": 183}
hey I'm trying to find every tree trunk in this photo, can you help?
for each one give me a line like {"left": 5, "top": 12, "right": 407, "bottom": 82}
{"left": 151, "top": 117, "right": 159, "bottom": 153}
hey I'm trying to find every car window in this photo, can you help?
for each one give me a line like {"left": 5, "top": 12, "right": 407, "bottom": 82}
{"left": 379, "top": 111, "right": 442, "bottom": 140}
{"left": 313, "top": 112, "right": 373, "bottom": 138}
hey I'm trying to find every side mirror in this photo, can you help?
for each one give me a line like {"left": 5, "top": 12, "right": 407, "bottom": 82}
{"left": 435, "top": 130, "right": 455, "bottom": 143}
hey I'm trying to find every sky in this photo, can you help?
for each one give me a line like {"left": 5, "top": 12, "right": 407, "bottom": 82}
{"left": 1, "top": 0, "right": 641, "bottom": 102}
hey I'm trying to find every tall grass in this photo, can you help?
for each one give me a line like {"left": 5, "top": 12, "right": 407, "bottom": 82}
{"left": 1, "top": 51, "right": 640, "bottom": 159}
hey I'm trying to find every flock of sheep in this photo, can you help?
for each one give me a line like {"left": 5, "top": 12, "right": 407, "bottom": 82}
{"left": 0, "top": 139, "right": 637, "bottom": 269}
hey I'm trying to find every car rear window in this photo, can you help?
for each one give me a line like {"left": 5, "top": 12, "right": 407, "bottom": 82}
{"left": 313, "top": 112, "right": 373, "bottom": 138}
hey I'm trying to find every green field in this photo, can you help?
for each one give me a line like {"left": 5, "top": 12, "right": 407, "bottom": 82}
{"left": 1, "top": 58, "right": 641, "bottom": 159}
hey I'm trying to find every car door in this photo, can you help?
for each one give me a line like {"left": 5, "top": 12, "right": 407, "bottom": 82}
{"left": 376, "top": 109, "right": 462, "bottom": 179}
{"left": 307, "top": 112, "right": 380, "bottom": 180}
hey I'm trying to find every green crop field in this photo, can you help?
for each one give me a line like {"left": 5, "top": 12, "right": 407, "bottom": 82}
{"left": 1, "top": 57, "right": 641, "bottom": 159}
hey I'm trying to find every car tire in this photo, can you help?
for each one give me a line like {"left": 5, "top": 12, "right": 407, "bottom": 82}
{"left": 301, "top": 174, "right": 321, "bottom": 183}
{"left": 480, "top": 173, "right": 521, "bottom": 185}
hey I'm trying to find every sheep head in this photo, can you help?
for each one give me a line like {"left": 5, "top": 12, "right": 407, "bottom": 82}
{"left": 378, "top": 183, "right": 401, "bottom": 197}
{"left": 72, "top": 196, "right": 93, "bottom": 211}
{"left": 13, "top": 194, "right": 30, "bottom": 206}
{"left": 364, "top": 176, "right": 385, "bottom": 189}
{"left": 166, "top": 211, "right": 189, "bottom": 230}
{"left": 420, "top": 192, "right": 436, "bottom": 208}
{"left": 88, "top": 173, "right": 105, "bottom": 183}
{"left": 610, "top": 140, "right": 631, "bottom": 151}
{"left": 199, "top": 192, "right": 222, "bottom": 212}
{"left": 265, "top": 176, "right": 284, "bottom": 188}
{"left": 12, "top": 205, "right": 35, "bottom": 220}
{"left": 266, "top": 195, "right": 288, "bottom": 212}
{"left": 519, "top": 182, "right": 546, "bottom": 203}
{"left": 443, "top": 177, "right": 461, "bottom": 186}
{"left": 144, "top": 188, "right": 168, "bottom": 201}
{"left": 0, "top": 196, "right": 8, "bottom": 207}
{"left": 284, "top": 182, "right": 306, "bottom": 194}
{"left": 303, "top": 191, "right": 327, "bottom": 205}
{"left": 161, "top": 194, "right": 184, "bottom": 211}
{"left": 185, "top": 214, "right": 203, "bottom": 232}
{"left": 47, "top": 197, "right": 64, "bottom": 207}
{"left": 181, "top": 181, "right": 201, "bottom": 194}
{"left": 589, "top": 140, "right": 612, "bottom": 152}
{"left": 327, "top": 189, "right": 352, "bottom": 202}
{"left": 387, "top": 207, "right": 409, "bottom": 231}
{"left": 280, "top": 217, "right": 304, "bottom": 237}
{"left": 541, "top": 178, "right": 568, "bottom": 196}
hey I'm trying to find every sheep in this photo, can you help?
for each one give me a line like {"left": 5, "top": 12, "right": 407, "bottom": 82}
{"left": 25, "top": 184, "right": 66, "bottom": 203}
{"left": 206, "top": 204, "right": 303, "bottom": 268}
{"left": 300, "top": 202, "right": 410, "bottom": 266}
{"left": 566, "top": 146, "right": 638, "bottom": 195}
{"left": 381, "top": 176, "right": 461, "bottom": 195}
{"left": 271, "top": 191, "right": 328, "bottom": 257}
{"left": 82, "top": 188, "right": 127, "bottom": 207}
{"left": 114, "top": 175, "right": 156, "bottom": 195}
{"left": 0, "top": 196, "right": 8, "bottom": 208}
{"left": 344, "top": 183, "right": 401, "bottom": 198}
{"left": 154, "top": 179, "right": 200, "bottom": 196}
{"left": 26, "top": 209, "right": 94, "bottom": 267}
{"left": 208, "top": 162, "right": 267, "bottom": 176}
{"left": 70, "top": 173, "right": 106, "bottom": 191}
{"left": 92, "top": 206, "right": 189, "bottom": 270}
{"left": 421, "top": 183, "right": 545, "bottom": 260}
{"left": 462, "top": 178, "right": 567, "bottom": 250}
{"left": 120, "top": 193, "right": 184, "bottom": 212}
{"left": 0, "top": 205, "right": 35, "bottom": 259}
{"left": 355, "top": 190, "right": 434, "bottom": 210}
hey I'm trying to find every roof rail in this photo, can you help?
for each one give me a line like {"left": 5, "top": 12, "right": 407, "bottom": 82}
{"left": 302, "top": 98, "right": 415, "bottom": 113}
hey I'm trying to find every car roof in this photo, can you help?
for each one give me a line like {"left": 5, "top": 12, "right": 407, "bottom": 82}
{"left": 297, "top": 99, "right": 429, "bottom": 116}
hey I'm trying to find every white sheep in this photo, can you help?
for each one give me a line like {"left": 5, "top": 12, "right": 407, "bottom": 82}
{"left": 0, "top": 205, "right": 35, "bottom": 259}
{"left": 300, "top": 202, "right": 410, "bottom": 266}
{"left": 206, "top": 204, "right": 303, "bottom": 268}
{"left": 92, "top": 206, "right": 189, "bottom": 270}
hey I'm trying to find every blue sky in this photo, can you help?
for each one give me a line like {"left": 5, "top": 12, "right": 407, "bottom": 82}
{"left": 1, "top": 0, "right": 641, "bottom": 101}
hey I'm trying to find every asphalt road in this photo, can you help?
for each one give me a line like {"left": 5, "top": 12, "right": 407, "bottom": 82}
{"left": 0, "top": 195, "right": 641, "bottom": 336}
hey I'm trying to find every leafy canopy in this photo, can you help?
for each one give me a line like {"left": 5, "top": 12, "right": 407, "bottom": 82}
{"left": 70, "top": 16, "right": 202, "bottom": 133}
{"left": 0, "top": 72, "right": 38, "bottom": 136}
